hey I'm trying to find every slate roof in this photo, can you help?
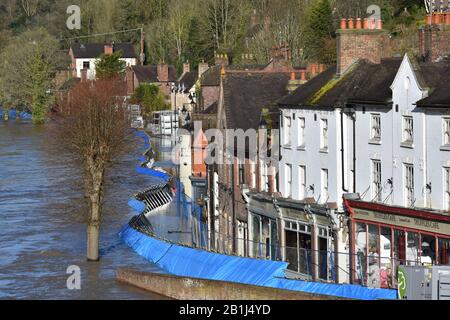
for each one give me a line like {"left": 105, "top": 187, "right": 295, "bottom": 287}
{"left": 415, "top": 60, "right": 450, "bottom": 108}
{"left": 222, "top": 73, "right": 290, "bottom": 131}
{"left": 178, "top": 71, "right": 198, "bottom": 92}
{"left": 200, "top": 66, "right": 221, "bottom": 87}
{"left": 201, "top": 101, "right": 218, "bottom": 114}
{"left": 71, "top": 43, "right": 137, "bottom": 59}
{"left": 132, "top": 65, "right": 177, "bottom": 83}
{"left": 200, "top": 64, "right": 268, "bottom": 87}
{"left": 279, "top": 58, "right": 403, "bottom": 108}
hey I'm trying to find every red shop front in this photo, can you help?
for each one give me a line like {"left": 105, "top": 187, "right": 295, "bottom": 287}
{"left": 344, "top": 198, "right": 450, "bottom": 289}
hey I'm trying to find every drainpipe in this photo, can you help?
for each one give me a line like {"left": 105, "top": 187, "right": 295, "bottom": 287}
{"left": 231, "top": 158, "right": 237, "bottom": 254}
{"left": 352, "top": 112, "right": 356, "bottom": 193}
{"left": 340, "top": 110, "right": 349, "bottom": 193}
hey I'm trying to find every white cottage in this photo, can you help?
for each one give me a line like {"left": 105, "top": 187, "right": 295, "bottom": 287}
{"left": 69, "top": 43, "right": 138, "bottom": 80}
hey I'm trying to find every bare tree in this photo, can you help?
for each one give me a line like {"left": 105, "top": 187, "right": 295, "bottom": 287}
{"left": 52, "top": 78, "right": 132, "bottom": 261}
{"left": 20, "top": 0, "right": 39, "bottom": 17}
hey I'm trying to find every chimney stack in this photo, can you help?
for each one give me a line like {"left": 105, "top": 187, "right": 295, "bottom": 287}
{"left": 157, "top": 62, "right": 169, "bottom": 82}
{"left": 419, "top": 9, "right": 450, "bottom": 62}
{"left": 198, "top": 61, "right": 209, "bottom": 78}
{"left": 104, "top": 44, "right": 114, "bottom": 55}
{"left": 336, "top": 16, "right": 387, "bottom": 76}
{"left": 183, "top": 62, "right": 190, "bottom": 74}
{"left": 215, "top": 53, "right": 229, "bottom": 67}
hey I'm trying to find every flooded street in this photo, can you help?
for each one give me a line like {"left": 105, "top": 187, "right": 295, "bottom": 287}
{"left": 0, "top": 121, "right": 167, "bottom": 299}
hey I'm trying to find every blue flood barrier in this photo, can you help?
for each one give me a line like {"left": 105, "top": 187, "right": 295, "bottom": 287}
{"left": 135, "top": 166, "right": 170, "bottom": 183}
{"left": 128, "top": 198, "right": 147, "bottom": 214}
{"left": 0, "top": 109, "right": 3, "bottom": 118}
{"left": 8, "top": 109, "right": 17, "bottom": 119}
{"left": 119, "top": 225, "right": 397, "bottom": 301}
{"left": 19, "top": 112, "right": 32, "bottom": 120}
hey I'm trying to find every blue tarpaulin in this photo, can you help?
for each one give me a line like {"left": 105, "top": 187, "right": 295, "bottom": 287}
{"left": 19, "top": 112, "right": 32, "bottom": 120}
{"left": 120, "top": 225, "right": 397, "bottom": 300}
{"left": 135, "top": 166, "right": 170, "bottom": 182}
{"left": 128, "top": 198, "right": 147, "bottom": 214}
{"left": 8, "top": 109, "right": 16, "bottom": 119}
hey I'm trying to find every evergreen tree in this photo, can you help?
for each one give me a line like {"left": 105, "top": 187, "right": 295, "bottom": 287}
{"left": 95, "top": 51, "right": 126, "bottom": 79}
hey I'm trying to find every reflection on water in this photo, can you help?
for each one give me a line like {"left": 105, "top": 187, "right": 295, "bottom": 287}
{"left": 0, "top": 121, "right": 166, "bottom": 299}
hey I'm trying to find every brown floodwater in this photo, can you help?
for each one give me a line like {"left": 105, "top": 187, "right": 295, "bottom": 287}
{"left": 0, "top": 121, "right": 168, "bottom": 300}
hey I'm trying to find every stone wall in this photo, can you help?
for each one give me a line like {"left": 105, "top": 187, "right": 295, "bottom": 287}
{"left": 117, "top": 269, "right": 341, "bottom": 300}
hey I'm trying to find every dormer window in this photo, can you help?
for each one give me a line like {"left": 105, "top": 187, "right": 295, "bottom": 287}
{"left": 83, "top": 61, "right": 90, "bottom": 69}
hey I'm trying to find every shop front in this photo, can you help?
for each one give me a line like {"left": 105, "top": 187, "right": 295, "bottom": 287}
{"left": 344, "top": 197, "right": 450, "bottom": 289}
{"left": 247, "top": 193, "right": 281, "bottom": 261}
{"left": 275, "top": 199, "right": 339, "bottom": 282}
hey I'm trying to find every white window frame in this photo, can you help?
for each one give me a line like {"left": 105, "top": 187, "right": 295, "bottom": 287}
{"left": 372, "top": 160, "right": 382, "bottom": 202}
{"left": 260, "top": 160, "right": 269, "bottom": 193}
{"left": 321, "top": 169, "right": 329, "bottom": 203}
{"left": 250, "top": 160, "right": 257, "bottom": 189}
{"left": 320, "top": 119, "right": 329, "bottom": 150}
{"left": 299, "top": 165, "right": 306, "bottom": 200}
{"left": 402, "top": 116, "right": 414, "bottom": 145}
{"left": 404, "top": 164, "right": 415, "bottom": 207}
{"left": 298, "top": 117, "right": 306, "bottom": 148}
{"left": 443, "top": 118, "right": 450, "bottom": 146}
{"left": 445, "top": 167, "right": 450, "bottom": 211}
{"left": 284, "top": 116, "right": 292, "bottom": 146}
{"left": 370, "top": 114, "right": 381, "bottom": 141}
{"left": 285, "top": 164, "right": 292, "bottom": 198}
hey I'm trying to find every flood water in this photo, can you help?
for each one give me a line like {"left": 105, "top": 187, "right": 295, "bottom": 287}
{"left": 0, "top": 121, "right": 167, "bottom": 300}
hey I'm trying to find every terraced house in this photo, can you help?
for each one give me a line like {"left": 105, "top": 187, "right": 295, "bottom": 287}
{"left": 278, "top": 14, "right": 450, "bottom": 287}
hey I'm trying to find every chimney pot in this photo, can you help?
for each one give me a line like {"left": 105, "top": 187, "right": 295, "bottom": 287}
{"left": 356, "top": 18, "right": 362, "bottom": 29}
{"left": 433, "top": 13, "right": 441, "bottom": 25}
{"left": 348, "top": 18, "right": 354, "bottom": 29}
{"left": 427, "top": 14, "right": 433, "bottom": 25}
{"left": 290, "top": 72, "right": 296, "bottom": 81}
{"left": 340, "top": 19, "right": 347, "bottom": 29}
{"left": 300, "top": 70, "right": 306, "bottom": 81}
{"left": 445, "top": 13, "right": 450, "bottom": 25}
{"left": 363, "top": 18, "right": 368, "bottom": 29}
{"left": 319, "top": 64, "right": 325, "bottom": 73}
{"left": 377, "top": 19, "right": 383, "bottom": 30}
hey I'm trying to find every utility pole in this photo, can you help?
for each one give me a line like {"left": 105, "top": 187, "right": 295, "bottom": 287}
{"left": 140, "top": 27, "right": 145, "bottom": 66}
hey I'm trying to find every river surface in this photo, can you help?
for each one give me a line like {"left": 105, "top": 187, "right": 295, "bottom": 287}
{"left": 0, "top": 121, "right": 169, "bottom": 300}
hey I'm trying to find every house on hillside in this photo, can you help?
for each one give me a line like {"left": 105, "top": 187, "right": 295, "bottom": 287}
{"left": 126, "top": 63, "right": 177, "bottom": 98}
{"left": 69, "top": 43, "right": 138, "bottom": 80}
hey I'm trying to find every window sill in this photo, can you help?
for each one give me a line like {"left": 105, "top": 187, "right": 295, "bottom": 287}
{"left": 440, "top": 145, "right": 450, "bottom": 152}
{"left": 369, "top": 139, "right": 382, "bottom": 146}
{"left": 296, "top": 146, "right": 306, "bottom": 151}
{"left": 283, "top": 145, "right": 293, "bottom": 150}
{"left": 400, "top": 142, "right": 414, "bottom": 149}
{"left": 319, "top": 148, "right": 329, "bottom": 154}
